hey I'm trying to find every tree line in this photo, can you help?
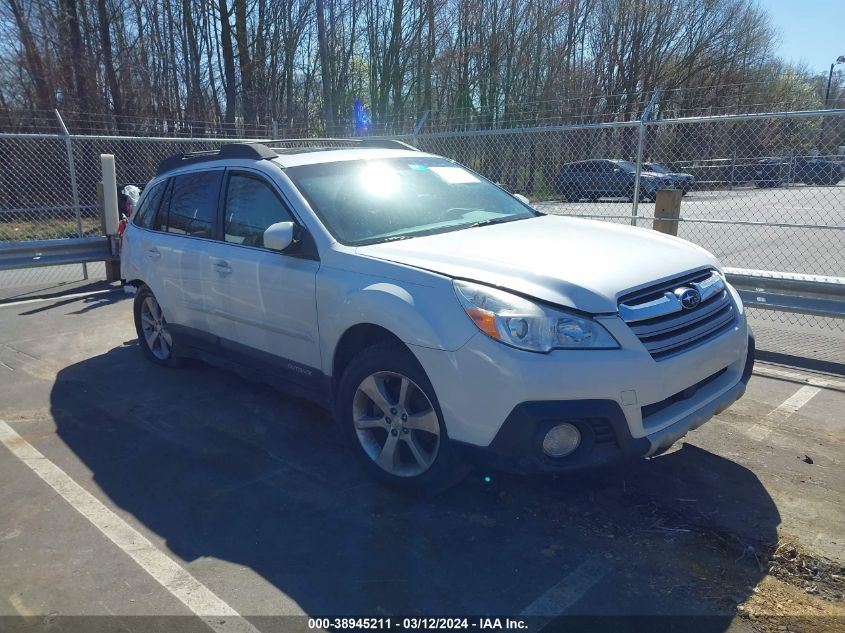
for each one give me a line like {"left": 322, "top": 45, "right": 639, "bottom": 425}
{"left": 0, "top": 0, "right": 842, "bottom": 137}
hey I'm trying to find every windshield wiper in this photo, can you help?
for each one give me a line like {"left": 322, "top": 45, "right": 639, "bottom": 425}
{"left": 376, "top": 234, "right": 415, "bottom": 243}
{"left": 461, "top": 216, "right": 522, "bottom": 230}
{"left": 366, "top": 216, "right": 529, "bottom": 244}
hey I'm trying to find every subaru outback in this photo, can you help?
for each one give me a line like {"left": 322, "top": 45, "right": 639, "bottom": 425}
{"left": 122, "top": 141, "right": 754, "bottom": 492}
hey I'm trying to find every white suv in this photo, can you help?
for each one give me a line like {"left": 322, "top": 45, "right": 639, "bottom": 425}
{"left": 122, "top": 141, "right": 754, "bottom": 491}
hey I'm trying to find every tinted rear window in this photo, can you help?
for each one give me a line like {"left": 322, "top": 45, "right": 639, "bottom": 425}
{"left": 133, "top": 180, "right": 167, "bottom": 229}
{"left": 162, "top": 171, "right": 222, "bottom": 237}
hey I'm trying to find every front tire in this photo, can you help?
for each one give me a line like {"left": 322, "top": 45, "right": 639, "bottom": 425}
{"left": 133, "top": 286, "right": 180, "bottom": 367}
{"left": 336, "top": 342, "right": 468, "bottom": 493}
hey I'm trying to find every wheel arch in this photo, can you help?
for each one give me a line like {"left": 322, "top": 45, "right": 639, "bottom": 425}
{"left": 319, "top": 278, "right": 476, "bottom": 382}
{"left": 332, "top": 323, "right": 411, "bottom": 388}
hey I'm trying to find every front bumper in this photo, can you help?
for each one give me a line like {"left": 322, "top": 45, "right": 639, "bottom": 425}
{"left": 453, "top": 333, "right": 755, "bottom": 474}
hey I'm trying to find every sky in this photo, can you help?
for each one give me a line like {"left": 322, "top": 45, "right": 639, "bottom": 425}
{"left": 765, "top": 0, "right": 844, "bottom": 73}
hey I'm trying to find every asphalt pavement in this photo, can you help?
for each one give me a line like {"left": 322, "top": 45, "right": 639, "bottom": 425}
{"left": 0, "top": 290, "right": 843, "bottom": 632}
{"left": 536, "top": 183, "right": 845, "bottom": 277}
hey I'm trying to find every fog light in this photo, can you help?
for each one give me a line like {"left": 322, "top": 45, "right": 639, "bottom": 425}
{"left": 542, "top": 423, "right": 581, "bottom": 458}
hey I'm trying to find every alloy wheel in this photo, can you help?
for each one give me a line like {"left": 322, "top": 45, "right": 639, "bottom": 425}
{"left": 352, "top": 371, "right": 440, "bottom": 477}
{"left": 140, "top": 295, "right": 173, "bottom": 360}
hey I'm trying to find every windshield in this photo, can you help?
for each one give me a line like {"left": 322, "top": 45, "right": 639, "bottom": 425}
{"left": 285, "top": 157, "right": 538, "bottom": 245}
{"left": 645, "top": 163, "right": 669, "bottom": 174}
{"left": 614, "top": 160, "right": 637, "bottom": 173}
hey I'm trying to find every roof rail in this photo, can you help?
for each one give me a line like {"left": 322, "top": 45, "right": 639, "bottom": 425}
{"left": 266, "top": 138, "right": 419, "bottom": 152}
{"left": 156, "top": 143, "right": 277, "bottom": 175}
{"left": 156, "top": 138, "right": 420, "bottom": 176}
{"left": 361, "top": 138, "right": 418, "bottom": 151}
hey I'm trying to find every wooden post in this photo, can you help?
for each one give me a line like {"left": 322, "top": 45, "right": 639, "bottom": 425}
{"left": 652, "top": 189, "right": 682, "bottom": 236}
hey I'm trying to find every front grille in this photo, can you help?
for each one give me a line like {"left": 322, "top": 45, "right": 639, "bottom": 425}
{"left": 620, "top": 270, "right": 737, "bottom": 360}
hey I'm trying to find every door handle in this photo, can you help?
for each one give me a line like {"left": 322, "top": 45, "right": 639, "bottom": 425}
{"left": 213, "top": 259, "right": 232, "bottom": 275}
{"left": 146, "top": 248, "right": 161, "bottom": 261}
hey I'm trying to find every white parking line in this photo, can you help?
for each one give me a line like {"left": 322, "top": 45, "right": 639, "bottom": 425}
{"left": 0, "top": 420, "right": 271, "bottom": 632}
{"left": 745, "top": 385, "right": 822, "bottom": 442}
{"left": 9, "top": 593, "right": 36, "bottom": 619}
{"left": 521, "top": 557, "right": 610, "bottom": 623}
{"left": 0, "top": 288, "right": 120, "bottom": 309}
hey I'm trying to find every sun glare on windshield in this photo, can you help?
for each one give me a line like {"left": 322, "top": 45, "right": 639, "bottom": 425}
{"left": 359, "top": 162, "right": 400, "bottom": 197}
{"left": 286, "top": 157, "right": 538, "bottom": 244}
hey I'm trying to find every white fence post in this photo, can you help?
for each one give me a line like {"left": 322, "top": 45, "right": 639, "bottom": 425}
{"left": 100, "top": 154, "right": 119, "bottom": 236}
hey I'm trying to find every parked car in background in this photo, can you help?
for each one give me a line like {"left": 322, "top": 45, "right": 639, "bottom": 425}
{"left": 642, "top": 162, "right": 696, "bottom": 194}
{"left": 748, "top": 158, "right": 788, "bottom": 187}
{"left": 122, "top": 142, "right": 753, "bottom": 492}
{"left": 556, "top": 159, "right": 674, "bottom": 202}
{"left": 793, "top": 157, "right": 844, "bottom": 186}
{"left": 730, "top": 156, "right": 844, "bottom": 188}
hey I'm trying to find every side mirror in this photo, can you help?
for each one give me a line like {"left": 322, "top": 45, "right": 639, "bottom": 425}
{"left": 263, "top": 221, "right": 297, "bottom": 252}
{"left": 514, "top": 193, "right": 531, "bottom": 205}
{"left": 613, "top": 168, "right": 621, "bottom": 173}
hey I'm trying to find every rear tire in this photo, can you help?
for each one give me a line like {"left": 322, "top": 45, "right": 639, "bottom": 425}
{"left": 336, "top": 341, "right": 469, "bottom": 494}
{"left": 133, "top": 286, "right": 181, "bottom": 367}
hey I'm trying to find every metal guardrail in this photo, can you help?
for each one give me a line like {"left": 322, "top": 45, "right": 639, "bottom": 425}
{"left": 725, "top": 268, "right": 845, "bottom": 319}
{"left": 0, "top": 236, "right": 114, "bottom": 271}
{"left": 2, "top": 236, "right": 842, "bottom": 320}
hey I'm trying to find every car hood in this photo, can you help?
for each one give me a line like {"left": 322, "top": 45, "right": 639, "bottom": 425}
{"left": 356, "top": 215, "right": 719, "bottom": 314}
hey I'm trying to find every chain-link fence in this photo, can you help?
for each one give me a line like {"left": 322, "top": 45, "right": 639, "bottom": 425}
{"left": 0, "top": 131, "right": 271, "bottom": 291}
{"left": 403, "top": 110, "right": 845, "bottom": 276}
{"left": 0, "top": 134, "right": 271, "bottom": 243}
{"left": 2, "top": 109, "right": 844, "bottom": 326}
{"left": 402, "top": 109, "right": 845, "bottom": 338}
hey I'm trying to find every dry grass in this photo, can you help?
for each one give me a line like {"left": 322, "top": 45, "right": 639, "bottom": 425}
{"left": 0, "top": 217, "right": 101, "bottom": 242}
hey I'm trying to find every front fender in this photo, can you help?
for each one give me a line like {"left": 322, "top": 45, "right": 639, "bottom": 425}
{"left": 317, "top": 272, "right": 477, "bottom": 375}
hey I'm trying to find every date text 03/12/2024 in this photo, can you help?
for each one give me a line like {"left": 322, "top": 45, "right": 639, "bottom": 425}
{"left": 307, "top": 618, "right": 528, "bottom": 630}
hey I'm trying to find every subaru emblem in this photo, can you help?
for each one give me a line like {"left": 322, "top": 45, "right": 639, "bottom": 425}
{"left": 675, "top": 287, "right": 701, "bottom": 310}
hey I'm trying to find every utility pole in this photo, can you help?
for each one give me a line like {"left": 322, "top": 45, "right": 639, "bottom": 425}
{"left": 825, "top": 56, "right": 845, "bottom": 107}
{"left": 821, "top": 56, "right": 845, "bottom": 155}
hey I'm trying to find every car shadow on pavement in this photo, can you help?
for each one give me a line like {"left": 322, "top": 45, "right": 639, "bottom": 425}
{"left": 50, "top": 344, "right": 780, "bottom": 626}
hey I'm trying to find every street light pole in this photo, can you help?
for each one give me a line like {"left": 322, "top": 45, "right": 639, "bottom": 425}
{"left": 825, "top": 55, "right": 845, "bottom": 107}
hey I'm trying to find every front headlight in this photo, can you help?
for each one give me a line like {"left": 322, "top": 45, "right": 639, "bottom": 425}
{"left": 453, "top": 280, "right": 619, "bottom": 352}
